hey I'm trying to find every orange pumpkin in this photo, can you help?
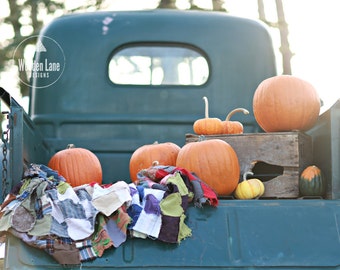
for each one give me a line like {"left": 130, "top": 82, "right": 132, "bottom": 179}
{"left": 193, "top": 96, "right": 223, "bottom": 135}
{"left": 176, "top": 138, "right": 240, "bottom": 196}
{"left": 129, "top": 141, "right": 181, "bottom": 182}
{"left": 253, "top": 75, "right": 320, "bottom": 132}
{"left": 221, "top": 108, "right": 249, "bottom": 134}
{"left": 48, "top": 144, "right": 102, "bottom": 187}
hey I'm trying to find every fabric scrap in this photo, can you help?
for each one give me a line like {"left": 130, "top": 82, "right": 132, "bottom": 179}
{"left": 10, "top": 205, "right": 36, "bottom": 232}
{"left": 51, "top": 240, "right": 80, "bottom": 265}
{"left": 90, "top": 181, "right": 131, "bottom": 216}
{"left": 137, "top": 165, "right": 218, "bottom": 207}
{"left": 158, "top": 178, "right": 192, "bottom": 243}
{"left": 76, "top": 239, "right": 97, "bottom": 262}
{"left": 129, "top": 185, "right": 165, "bottom": 239}
{"left": 91, "top": 214, "right": 113, "bottom": 257}
{"left": 46, "top": 186, "right": 98, "bottom": 240}
{"left": 0, "top": 162, "right": 219, "bottom": 265}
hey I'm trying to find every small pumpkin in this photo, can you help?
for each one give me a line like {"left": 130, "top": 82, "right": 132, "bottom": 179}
{"left": 221, "top": 108, "right": 249, "bottom": 134}
{"left": 299, "top": 165, "right": 326, "bottom": 197}
{"left": 48, "top": 144, "right": 102, "bottom": 187}
{"left": 129, "top": 141, "right": 181, "bottom": 182}
{"left": 193, "top": 96, "right": 223, "bottom": 135}
{"left": 234, "top": 171, "right": 265, "bottom": 199}
{"left": 176, "top": 138, "right": 240, "bottom": 196}
{"left": 253, "top": 75, "right": 320, "bottom": 132}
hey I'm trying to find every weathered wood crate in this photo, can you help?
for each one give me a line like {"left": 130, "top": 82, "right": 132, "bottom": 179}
{"left": 185, "top": 132, "right": 313, "bottom": 198}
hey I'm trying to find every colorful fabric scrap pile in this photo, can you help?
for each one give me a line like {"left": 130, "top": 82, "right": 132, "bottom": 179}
{"left": 0, "top": 163, "right": 218, "bottom": 265}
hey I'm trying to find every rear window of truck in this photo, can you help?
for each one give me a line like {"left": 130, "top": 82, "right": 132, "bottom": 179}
{"left": 108, "top": 44, "right": 209, "bottom": 86}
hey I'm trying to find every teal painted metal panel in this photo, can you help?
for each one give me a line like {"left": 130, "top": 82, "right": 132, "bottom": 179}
{"left": 4, "top": 200, "right": 340, "bottom": 269}
{"left": 28, "top": 9, "right": 276, "bottom": 182}
{"left": 308, "top": 99, "right": 340, "bottom": 199}
{"left": 0, "top": 88, "right": 51, "bottom": 191}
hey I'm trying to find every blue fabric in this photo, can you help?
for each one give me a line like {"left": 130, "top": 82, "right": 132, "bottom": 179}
{"left": 127, "top": 202, "right": 143, "bottom": 229}
{"left": 144, "top": 194, "right": 161, "bottom": 215}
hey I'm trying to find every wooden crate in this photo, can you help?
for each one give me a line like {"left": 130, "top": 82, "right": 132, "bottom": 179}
{"left": 185, "top": 132, "right": 313, "bottom": 198}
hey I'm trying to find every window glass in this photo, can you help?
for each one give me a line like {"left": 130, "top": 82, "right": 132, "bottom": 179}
{"left": 109, "top": 45, "right": 209, "bottom": 86}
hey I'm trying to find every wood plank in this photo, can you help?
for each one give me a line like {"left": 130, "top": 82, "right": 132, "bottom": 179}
{"left": 186, "top": 132, "right": 313, "bottom": 198}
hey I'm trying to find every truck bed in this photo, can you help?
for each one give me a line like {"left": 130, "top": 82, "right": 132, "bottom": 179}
{"left": 4, "top": 199, "right": 340, "bottom": 269}
{"left": 2, "top": 95, "right": 340, "bottom": 269}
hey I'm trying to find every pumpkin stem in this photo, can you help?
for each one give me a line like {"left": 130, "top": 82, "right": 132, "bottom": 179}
{"left": 152, "top": 160, "right": 159, "bottom": 166}
{"left": 226, "top": 108, "right": 249, "bottom": 121}
{"left": 67, "top": 144, "right": 75, "bottom": 149}
{"left": 243, "top": 171, "right": 254, "bottom": 181}
{"left": 203, "top": 96, "right": 209, "bottom": 118}
{"left": 153, "top": 141, "right": 159, "bottom": 145}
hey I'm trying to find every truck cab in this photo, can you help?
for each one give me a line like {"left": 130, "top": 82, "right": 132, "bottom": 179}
{"left": 1, "top": 9, "right": 340, "bottom": 269}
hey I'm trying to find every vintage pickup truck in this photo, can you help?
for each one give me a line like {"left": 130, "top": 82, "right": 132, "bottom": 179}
{"left": 1, "top": 8, "right": 340, "bottom": 269}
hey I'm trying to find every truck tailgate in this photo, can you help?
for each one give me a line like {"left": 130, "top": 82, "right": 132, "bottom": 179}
{"left": 4, "top": 199, "right": 340, "bottom": 269}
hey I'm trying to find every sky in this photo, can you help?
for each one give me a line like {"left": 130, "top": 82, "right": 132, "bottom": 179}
{"left": 253, "top": 0, "right": 340, "bottom": 112}
{"left": 0, "top": 0, "right": 339, "bottom": 113}
{"left": 212, "top": 0, "right": 340, "bottom": 112}
{"left": 230, "top": 0, "right": 340, "bottom": 113}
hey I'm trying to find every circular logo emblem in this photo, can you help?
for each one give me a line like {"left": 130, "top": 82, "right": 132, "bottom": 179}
{"left": 13, "top": 35, "right": 65, "bottom": 88}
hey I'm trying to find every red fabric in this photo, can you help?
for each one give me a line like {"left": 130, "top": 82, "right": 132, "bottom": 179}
{"left": 142, "top": 166, "right": 218, "bottom": 207}
{"left": 199, "top": 180, "right": 219, "bottom": 207}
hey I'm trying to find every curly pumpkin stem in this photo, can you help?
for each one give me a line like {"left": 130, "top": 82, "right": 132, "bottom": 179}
{"left": 226, "top": 108, "right": 249, "bottom": 121}
{"left": 243, "top": 171, "right": 254, "bottom": 181}
{"left": 203, "top": 96, "right": 209, "bottom": 118}
{"left": 67, "top": 144, "right": 75, "bottom": 149}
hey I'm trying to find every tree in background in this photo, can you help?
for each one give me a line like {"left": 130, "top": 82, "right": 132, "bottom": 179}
{"left": 0, "top": 0, "right": 106, "bottom": 130}
{"left": 0, "top": 0, "right": 106, "bottom": 98}
{"left": 257, "top": 0, "right": 292, "bottom": 74}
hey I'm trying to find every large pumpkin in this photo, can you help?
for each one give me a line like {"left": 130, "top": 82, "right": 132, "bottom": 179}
{"left": 253, "top": 75, "right": 320, "bottom": 132}
{"left": 48, "top": 144, "right": 102, "bottom": 187}
{"left": 299, "top": 165, "right": 326, "bottom": 197}
{"left": 176, "top": 138, "right": 240, "bottom": 196}
{"left": 129, "top": 141, "right": 181, "bottom": 182}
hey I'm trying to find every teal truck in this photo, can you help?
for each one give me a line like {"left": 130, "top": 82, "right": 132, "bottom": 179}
{"left": 1, "top": 9, "right": 340, "bottom": 269}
